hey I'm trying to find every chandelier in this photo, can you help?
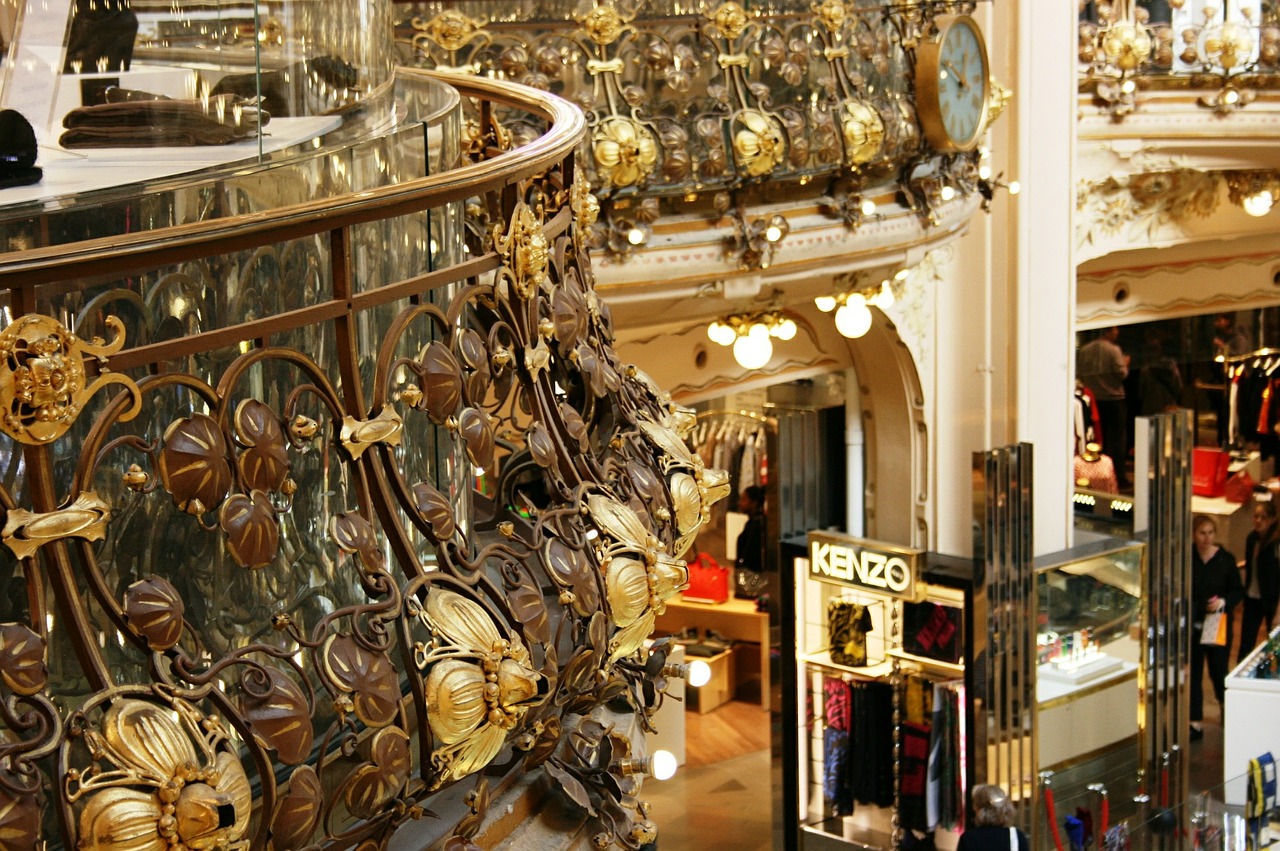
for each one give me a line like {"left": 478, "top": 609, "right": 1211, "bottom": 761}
{"left": 815, "top": 270, "right": 905, "bottom": 338}
{"left": 707, "top": 310, "right": 797, "bottom": 369}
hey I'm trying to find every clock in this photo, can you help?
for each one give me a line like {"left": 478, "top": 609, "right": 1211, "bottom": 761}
{"left": 915, "top": 14, "right": 991, "bottom": 153}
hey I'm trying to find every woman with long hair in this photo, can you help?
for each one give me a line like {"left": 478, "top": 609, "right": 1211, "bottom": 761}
{"left": 1190, "top": 515, "right": 1243, "bottom": 740}
{"left": 1238, "top": 497, "right": 1280, "bottom": 667}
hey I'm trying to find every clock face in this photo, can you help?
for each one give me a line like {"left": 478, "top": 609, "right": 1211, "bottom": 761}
{"left": 915, "top": 15, "right": 990, "bottom": 152}
{"left": 937, "top": 18, "right": 988, "bottom": 147}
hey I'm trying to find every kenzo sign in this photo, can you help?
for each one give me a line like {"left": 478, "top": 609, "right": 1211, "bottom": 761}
{"left": 807, "top": 531, "right": 924, "bottom": 601}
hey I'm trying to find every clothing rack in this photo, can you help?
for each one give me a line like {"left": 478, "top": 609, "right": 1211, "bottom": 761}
{"left": 1222, "top": 346, "right": 1280, "bottom": 367}
{"left": 694, "top": 408, "right": 778, "bottom": 429}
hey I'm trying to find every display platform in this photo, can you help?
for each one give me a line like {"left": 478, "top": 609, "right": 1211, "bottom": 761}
{"left": 653, "top": 595, "right": 770, "bottom": 711}
{"left": 1039, "top": 650, "right": 1124, "bottom": 684}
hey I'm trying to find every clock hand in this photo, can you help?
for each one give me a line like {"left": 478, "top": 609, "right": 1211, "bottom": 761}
{"left": 943, "top": 60, "right": 968, "bottom": 89}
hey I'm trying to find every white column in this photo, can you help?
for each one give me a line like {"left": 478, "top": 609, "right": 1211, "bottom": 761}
{"left": 1012, "top": 0, "right": 1077, "bottom": 555}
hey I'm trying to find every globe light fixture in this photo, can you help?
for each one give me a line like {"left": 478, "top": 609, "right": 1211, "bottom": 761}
{"left": 652, "top": 749, "right": 679, "bottom": 781}
{"left": 834, "top": 294, "right": 873, "bottom": 339}
{"left": 705, "top": 310, "right": 800, "bottom": 369}
{"left": 1244, "top": 190, "right": 1274, "bottom": 217}
{"left": 686, "top": 659, "right": 712, "bottom": 688}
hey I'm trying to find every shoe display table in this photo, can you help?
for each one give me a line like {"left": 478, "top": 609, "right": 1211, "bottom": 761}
{"left": 654, "top": 595, "right": 771, "bottom": 711}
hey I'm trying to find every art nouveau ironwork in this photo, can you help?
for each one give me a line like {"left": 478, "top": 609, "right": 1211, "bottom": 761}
{"left": 0, "top": 70, "right": 726, "bottom": 850}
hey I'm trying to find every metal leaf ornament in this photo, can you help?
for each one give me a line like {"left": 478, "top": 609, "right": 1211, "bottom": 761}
{"left": 419, "top": 341, "right": 464, "bottom": 424}
{"left": 237, "top": 666, "right": 314, "bottom": 765}
{"left": 412, "top": 481, "right": 457, "bottom": 540}
{"left": 458, "top": 407, "right": 495, "bottom": 471}
{"left": 342, "top": 726, "right": 412, "bottom": 820}
{"left": 271, "top": 765, "right": 323, "bottom": 848}
{"left": 159, "top": 414, "right": 232, "bottom": 516}
{"left": 122, "top": 577, "right": 185, "bottom": 652}
{"left": 418, "top": 589, "right": 543, "bottom": 786}
{"left": 0, "top": 623, "right": 46, "bottom": 695}
{"left": 321, "top": 634, "right": 401, "bottom": 728}
{"left": 218, "top": 490, "right": 280, "bottom": 568}
{"left": 233, "top": 399, "right": 290, "bottom": 492}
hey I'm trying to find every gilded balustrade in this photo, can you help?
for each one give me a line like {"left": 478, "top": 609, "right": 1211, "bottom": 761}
{"left": 0, "top": 70, "right": 728, "bottom": 849}
{"left": 397, "top": 0, "right": 1006, "bottom": 260}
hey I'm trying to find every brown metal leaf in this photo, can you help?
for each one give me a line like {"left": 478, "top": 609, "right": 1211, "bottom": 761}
{"left": 627, "top": 460, "right": 662, "bottom": 501}
{"left": 576, "top": 345, "right": 608, "bottom": 398}
{"left": 331, "top": 512, "right": 385, "bottom": 573}
{"left": 526, "top": 422, "right": 556, "bottom": 468}
{"left": 234, "top": 400, "right": 290, "bottom": 493}
{"left": 159, "top": 414, "right": 232, "bottom": 515}
{"left": 522, "top": 715, "right": 561, "bottom": 770}
{"left": 0, "top": 782, "right": 40, "bottom": 849}
{"left": 545, "top": 762, "right": 596, "bottom": 816}
{"left": 271, "top": 765, "right": 322, "bottom": 849}
{"left": 458, "top": 407, "right": 495, "bottom": 471}
{"left": 122, "top": 576, "right": 185, "bottom": 651}
{"left": 0, "top": 623, "right": 45, "bottom": 696}
{"left": 542, "top": 538, "right": 598, "bottom": 617}
{"left": 239, "top": 666, "right": 314, "bottom": 765}
{"left": 322, "top": 634, "right": 400, "bottom": 728}
{"left": 507, "top": 579, "right": 550, "bottom": 645}
{"left": 559, "top": 402, "right": 588, "bottom": 450}
{"left": 420, "top": 342, "right": 464, "bottom": 424}
{"left": 412, "top": 481, "right": 456, "bottom": 540}
{"left": 551, "top": 287, "right": 587, "bottom": 350}
{"left": 219, "top": 491, "right": 280, "bottom": 568}
{"left": 344, "top": 726, "right": 411, "bottom": 819}
{"left": 458, "top": 329, "right": 487, "bottom": 370}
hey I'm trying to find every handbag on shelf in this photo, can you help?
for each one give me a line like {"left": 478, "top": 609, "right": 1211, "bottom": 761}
{"left": 827, "top": 599, "right": 873, "bottom": 667}
{"left": 1192, "top": 447, "right": 1231, "bottom": 498}
{"left": 1225, "top": 470, "right": 1257, "bottom": 504}
{"left": 1200, "top": 610, "right": 1228, "bottom": 646}
{"left": 735, "top": 568, "right": 767, "bottom": 600}
{"left": 684, "top": 552, "right": 729, "bottom": 604}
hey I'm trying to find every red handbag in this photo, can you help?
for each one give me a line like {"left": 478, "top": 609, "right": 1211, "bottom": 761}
{"left": 684, "top": 552, "right": 729, "bottom": 604}
{"left": 1192, "top": 447, "right": 1231, "bottom": 498}
{"left": 1225, "top": 470, "right": 1257, "bottom": 504}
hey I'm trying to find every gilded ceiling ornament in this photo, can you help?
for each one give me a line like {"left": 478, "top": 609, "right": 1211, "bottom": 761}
{"left": 2, "top": 491, "right": 110, "bottom": 560}
{"left": 1101, "top": 22, "right": 1152, "bottom": 71}
{"left": 69, "top": 697, "right": 251, "bottom": 851}
{"left": 710, "top": 2, "right": 750, "bottom": 41}
{"left": 578, "top": 3, "right": 631, "bottom": 47}
{"left": 840, "top": 100, "right": 885, "bottom": 166}
{"left": 340, "top": 405, "right": 404, "bottom": 459}
{"left": 416, "top": 589, "right": 543, "bottom": 787}
{"left": 592, "top": 117, "right": 659, "bottom": 190}
{"left": 814, "top": 0, "right": 847, "bottom": 33}
{"left": 0, "top": 314, "right": 141, "bottom": 445}
{"left": 733, "top": 110, "right": 787, "bottom": 177}
{"left": 492, "top": 202, "right": 550, "bottom": 300}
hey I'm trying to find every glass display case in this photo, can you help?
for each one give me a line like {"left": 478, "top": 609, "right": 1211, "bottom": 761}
{"left": 1224, "top": 626, "right": 1280, "bottom": 806}
{"left": 1035, "top": 536, "right": 1145, "bottom": 817}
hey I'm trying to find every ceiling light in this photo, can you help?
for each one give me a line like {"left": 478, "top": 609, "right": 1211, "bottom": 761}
{"left": 870, "top": 281, "right": 895, "bottom": 309}
{"left": 834, "top": 295, "right": 873, "bottom": 339}
{"left": 773, "top": 317, "right": 797, "bottom": 340}
{"left": 814, "top": 295, "right": 837, "bottom": 312}
{"left": 733, "top": 324, "right": 773, "bottom": 369}
{"left": 860, "top": 198, "right": 877, "bottom": 216}
{"left": 707, "top": 320, "right": 737, "bottom": 346}
{"left": 940, "top": 185, "right": 956, "bottom": 202}
{"left": 1243, "top": 190, "right": 1274, "bottom": 217}
{"left": 627, "top": 226, "right": 647, "bottom": 245}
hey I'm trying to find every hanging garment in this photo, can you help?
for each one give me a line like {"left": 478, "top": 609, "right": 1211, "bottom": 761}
{"left": 823, "top": 678, "right": 854, "bottom": 816}
{"left": 1073, "top": 453, "right": 1119, "bottom": 493}
{"left": 851, "top": 681, "right": 894, "bottom": 807}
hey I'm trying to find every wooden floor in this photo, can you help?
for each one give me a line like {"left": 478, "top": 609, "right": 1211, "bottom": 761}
{"left": 685, "top": 699, "right": 771, "bottom": 768}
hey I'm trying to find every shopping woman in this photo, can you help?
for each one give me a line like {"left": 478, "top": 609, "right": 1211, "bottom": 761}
{"left": 1239, "top": 497, "right": 1280, "bottom": 667}
{"left": 958, "top": 785, "right": 1029, "bottom": 851}
{"left": 1190, "top": 515, "right": 1243, "bottom": 740}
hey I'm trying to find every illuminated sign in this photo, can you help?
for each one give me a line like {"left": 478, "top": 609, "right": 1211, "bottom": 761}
{"left": 807, "top": 531, "right": 924, "bottom": 601}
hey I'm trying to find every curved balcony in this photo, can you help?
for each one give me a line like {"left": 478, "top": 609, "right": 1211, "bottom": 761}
{"left": 0, "top": 70, "right": 720, "bottom": 850}
{"left": 396, "top": 0, "right": 1009, "bottom": 329}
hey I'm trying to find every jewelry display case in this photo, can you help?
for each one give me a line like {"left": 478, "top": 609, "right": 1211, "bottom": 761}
{"left": 1224, "top": 626, "right": 1280, "bottom": 806}
{"left": 1035, "top": 537, "right": 1145, "bottom": 809}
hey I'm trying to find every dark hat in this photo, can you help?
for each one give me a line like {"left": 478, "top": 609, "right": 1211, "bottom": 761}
{"left": 0, "top": 110, "right": 41, "bottom": 188}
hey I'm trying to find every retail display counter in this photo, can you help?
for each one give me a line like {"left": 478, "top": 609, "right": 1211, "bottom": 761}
{"left": 1223, "top": 626, "right": 1280, "bottom": 806}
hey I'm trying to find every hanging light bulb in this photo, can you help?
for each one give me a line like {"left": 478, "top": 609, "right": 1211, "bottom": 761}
{"left": 860, "top": 198, "right": 877, "bottom": 217}
{"left": 773, "top": 317, "right": 797, "bottom": 341}
{"left": 870, "top": 280, "right": 895, "bottom": 309}
{"left": 1243, "top": 190, "right": 1274, "bottom": 217}
{"left": 707, "top": 320, "right": 737, "bottom": 346}
{"left": 814, "top": 295, "right": 837, "bottom": 312}
{"left": 733, "top": 323, "right": 773, "bottom": 369}
{"left": 652, "top": 749, "right": 679, "bottom": 781}
{"left": 834, "top": 293, "right": 872, "bottom": 339}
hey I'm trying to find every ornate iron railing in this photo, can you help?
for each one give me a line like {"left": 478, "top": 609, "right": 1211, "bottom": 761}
{"left": 0, "top": 69, "right": 727, "bottom": 850}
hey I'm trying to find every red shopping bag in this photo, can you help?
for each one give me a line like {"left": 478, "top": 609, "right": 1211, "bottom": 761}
{"left": 684, "top": 552, "right": 729, "bottom": 604}
{"left": 1192, "top": 447, "right": 1231, "bottom": 498}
